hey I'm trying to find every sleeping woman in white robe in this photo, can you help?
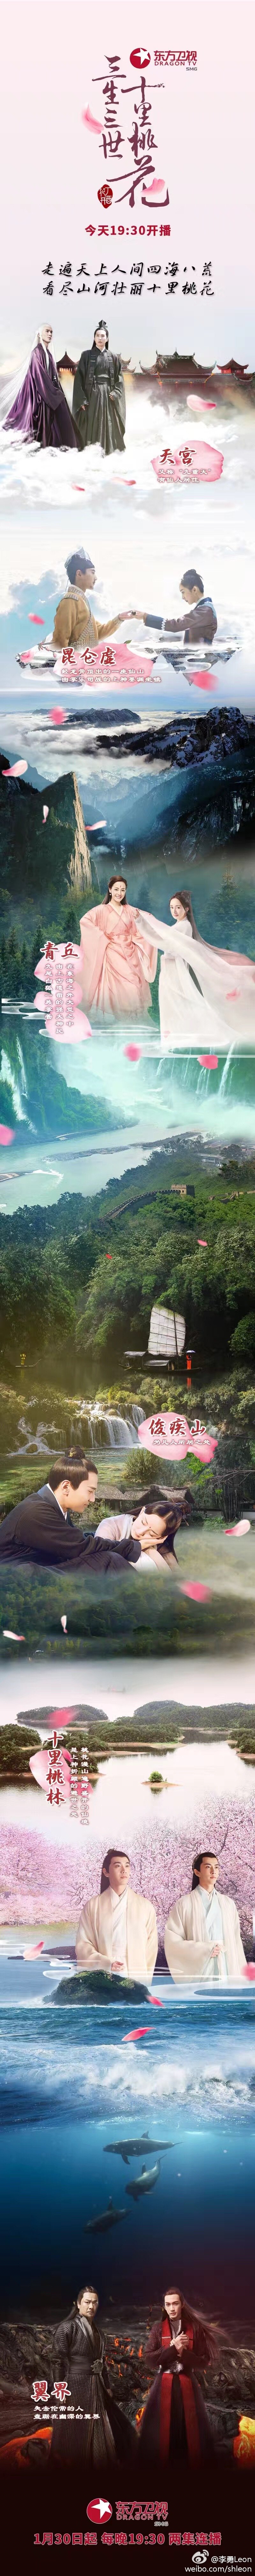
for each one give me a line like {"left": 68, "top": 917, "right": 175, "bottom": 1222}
{"left": 138, "top": 889, "right": 255, "bottom": 1050}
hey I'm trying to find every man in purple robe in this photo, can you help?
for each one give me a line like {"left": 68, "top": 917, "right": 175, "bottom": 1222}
{"left": 3, "top": 325, "right": 77, "bottom": 448}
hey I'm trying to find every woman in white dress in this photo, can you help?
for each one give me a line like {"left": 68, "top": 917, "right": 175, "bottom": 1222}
{"left": 139, "top": 888, "right": 255, "bottom": 1050}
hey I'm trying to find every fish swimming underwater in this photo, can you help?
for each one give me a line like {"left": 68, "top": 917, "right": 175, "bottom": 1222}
{"left": 104, "top": 2135, "right": 172, "bottom": 2166}
{"left": 84, "top": 2196, "right": 128, "bottom": 2234}
{"left": 125, "top": 2160, "right": 160, "bottom": 2201}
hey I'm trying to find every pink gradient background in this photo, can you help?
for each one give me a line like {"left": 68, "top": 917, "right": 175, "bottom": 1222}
{"left": 0, "top": 1, "right": 254, "bottom": 373}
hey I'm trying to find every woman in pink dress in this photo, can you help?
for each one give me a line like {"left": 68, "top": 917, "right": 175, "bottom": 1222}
{"left": 79, "top": 876, "right": 158, "bottom": 1019}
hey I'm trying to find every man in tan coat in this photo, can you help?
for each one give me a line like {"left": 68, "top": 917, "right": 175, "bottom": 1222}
{"left": 76, "top": 1846, "right": 158, "bottom": 1984}
{"left": 164, "top": 1849, "right": 246, "bottom": 1984}
{"left": 52, "top": 547, "right": 135, "bottom": 654}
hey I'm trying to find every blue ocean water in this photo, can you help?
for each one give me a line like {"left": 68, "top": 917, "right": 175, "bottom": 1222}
{"left": 0, "top": 2094, "right": 253, "bottom": 2323}
{"left": 0, "top": 1983, "right": 255, "bottom": 2123}
{"left": 0, "top": 1988, "right": 254, "bottom": 2316}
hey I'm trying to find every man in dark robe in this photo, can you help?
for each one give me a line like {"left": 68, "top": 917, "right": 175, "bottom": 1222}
{"left": 139, "top": 2285, "right": 215, "bottom": 2463}
{"left": 0, "top": 1451, "right": 141, "bottom": 1572}
{"left": 4, "top": 326, "right": 77, "bottom": 449}
{"left": 50, "top": 2285, "right": 135, "bottom": 2469}
{"left": 72, "top": 323, "right": 126, "bottom": 453}
{"left": 137, "top": 571, "right": 217, "bottom": 648}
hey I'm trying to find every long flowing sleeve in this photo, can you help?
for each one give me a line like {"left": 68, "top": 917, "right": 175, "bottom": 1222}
{"left": 136, "top": 905, "right": 169, "bottom": 955}
{"left": 53, "top": 597, "right": 77, "bottom": 648}
{"left": 76, "top": 1901, "right": 109, "bottom": 1971}
{"left": 72, "top": 355, "right": 89, "bottom": 421}
{"left": 79, "top": 907, "right": 108, "bottom": 1007}
{"left": 145, "top": 2322, "right": 162, "bottom": 2364}
{"left": 112, "top": 358, "right": 126, "bottom": 434}
{"left": 53, "top": 2316, "right": 74, "bottom": 2359}
{"left": 32, "top": 350, "right": 62, "bottom": 414}
{"left": 132, "top": 909, "right": 158, "bottom": 984}
{"left": 232, "top": 1903, "right": 246, "bottom": 1975}
{"left": 144, "top": 1901, "right": 158, "bottom": 1978}
{"left": 164, "top": 1901, "right": 213, "bottom": 1983}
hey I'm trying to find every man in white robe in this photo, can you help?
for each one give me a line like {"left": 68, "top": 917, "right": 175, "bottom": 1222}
{"left": 164, "top": 1849, "right": 246, "bottom": 1984}
{"left": 76, "top": 1847, "right": 158, "bottom": 1983}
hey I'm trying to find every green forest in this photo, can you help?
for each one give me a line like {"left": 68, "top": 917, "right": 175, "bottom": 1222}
{"left": 0, "top": 1563, "right": 254, "bottom": 1657}
{"left": 1, "top": 1155, "right": 255, "bottom": 1378}
{"left": 0, "top": 759, "right": 97, "bottom": 933}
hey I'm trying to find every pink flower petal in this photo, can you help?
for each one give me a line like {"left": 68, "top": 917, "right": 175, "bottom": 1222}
{"left": 28, "top": 615, "right": 45, "bottom": 626}
{"left": 147, "top": 1996, "right": 164, "bottom": 2006}
{"left": 124, "top": 1043, "right": 142, "bottom": 1062}
{"left": 180, "top": 1581, "right": 212, "bottom": 1602}
{"left": 225, "top": 1519, "right": 251, "bottom": 1537}
{"left": 47, "top": 1706, "right": 73, "bottom": 1727}
{"left": 50, "top": 709, "right": 67, "bottom": 726}
{"left": 23, "top": 1942, "right": 45, "bottom": 1956}
{"left": 0, "top": 1125, "right": 15, "bottom": 1145}
{"left": 198, "top": 1054, "right": 218, "bottom": 1070}
{"left": 122, "top": 2027, "right": 150, "bottom": 2042}
{"left": 82, "top": 103, "right": 103, "bottom": 134}
{"left": 87, "top": 820, "right": 106, "bottom": 830}
{"left": 3, "top": 760, "right": 28, "bottom": 776}
{"left": 186, "top": 394, "right": 216, "bottom": 411}
{"left": 42, "top": 804, "right": 49, "bottom": 823}
{"left": 197, "top": 1238, "right": 208, "bottom": 1246}
{"left": 143, "top": 176, "right": 165, "bottom": 196}
{"left": 3, "top": 1629, "right": 25, "bottom": 1639}
{"left": 188, "top": 672, "right": 216, "bottom": 691}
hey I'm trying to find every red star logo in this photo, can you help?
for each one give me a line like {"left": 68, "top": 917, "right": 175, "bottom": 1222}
{"left": 130, "top": 48, "right": 150, "bottom": 69}
{"left": 87, "top": 2499, "right": 112, "bottom": 2525}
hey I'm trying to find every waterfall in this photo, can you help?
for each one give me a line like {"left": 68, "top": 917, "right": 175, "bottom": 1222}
{"left": 7, "top": 1403, "right": 145, "bottom": 1462}
{"left": 0, "top": 1046, "right": 26, "bottom": 1122}
{"left": 78, "top": 1401, "right": 145, "bottom": 1450}
{"left": 17, "top": 1038, "right": 28, "bottom": 1098}
{"left": 219, "top": 1044, "right": 235, "bottom": 1097}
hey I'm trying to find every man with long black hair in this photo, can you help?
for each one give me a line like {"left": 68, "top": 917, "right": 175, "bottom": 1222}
{"left": 72, "top": 322, "right": 126, "bottom": 452}
{"left": 139, "top": 2282, "right": 215, "bottom": 2462}
{"left": 76, "top": 1847, "right": 158, "bottom": 1981}
{"left": 164, "top": 1850, "right": 246, "bottom": 1982}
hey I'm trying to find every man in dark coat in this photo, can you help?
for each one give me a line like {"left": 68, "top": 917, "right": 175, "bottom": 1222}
{"left": 72, "top": 324, "right": 126, "bottom": 453}
{"left": 51, "top": 2284, "right": 135, "bottom": 2468}
{"left": 138, "top": 570, "right": 217, "bottom": 647}
{"left": 0, "top": 1451, "right": 141, "bottom": 1572}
